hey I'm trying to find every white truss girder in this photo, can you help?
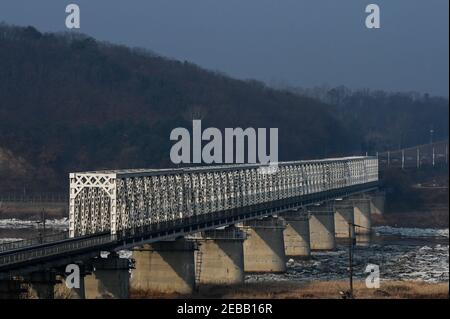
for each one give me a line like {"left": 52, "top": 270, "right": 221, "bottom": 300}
{"left": 69, "top": 156, "right": 378, "bottom": 237}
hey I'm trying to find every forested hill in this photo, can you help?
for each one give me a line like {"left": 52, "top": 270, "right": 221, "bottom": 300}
{"left": 288, "top": 86, "right": 449, "bottom": 153}
{"left": 1, "top": 25, "right": 448, "bottom": 192}
{"left": 0, "top": 24, "right": 357, "bottom": 191}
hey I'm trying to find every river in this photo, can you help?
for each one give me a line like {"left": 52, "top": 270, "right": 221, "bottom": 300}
{"left": 0, "top": 218, "right": 448, "bottom": 283}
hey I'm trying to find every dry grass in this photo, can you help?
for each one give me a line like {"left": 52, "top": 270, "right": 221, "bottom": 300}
{"left": 131, "top": 280, "right": 449, "bottom": 299}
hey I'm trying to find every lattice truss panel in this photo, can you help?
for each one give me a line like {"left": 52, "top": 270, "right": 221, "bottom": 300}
{"left": 69, "top": 173, "right": 116, "bottom": 237}
{"left": 69, "top": 157, "right": 378, "bottom": 237}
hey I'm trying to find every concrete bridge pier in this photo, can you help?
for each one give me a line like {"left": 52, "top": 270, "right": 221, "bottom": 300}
{"left": 369, "top": 191, "right": 385, "bottom": 216}
{"left": 240, "top": 217, "right": 287, "bottom": 273}
{"left": 0, "top": 279, "right": 24, "bottom": 299}
{"left": 131, "top": 238, "right": 196, "bottom": 295}
{"left": 334, "top": 200, "right": 354, "bottom": 239}
{"left": 309, "top": 203, "right": 336, "bottom": 250}
{"left": 85, "top": 253, "right": 130, "bottom": 299}
{"left": 282, "top": 211, "right": 311, "bottom": 258}
{"left": 26, "top": 271, "right": 58, "bottom": 299}
{"left": 194, "top": 227, "right": 245, "bottom": 286}
{"left": 351, "top": 197, "right": 372, "bottom": 235}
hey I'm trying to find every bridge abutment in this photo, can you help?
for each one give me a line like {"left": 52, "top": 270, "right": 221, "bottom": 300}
{"left": 240, "top": 217, "right": 287, "bottom": 273}
{"left": 193, "top": 227, "right": 245, "bottom": 286}
{"left": 85, "top": 253, "right": 130, "bottom": 299}
{"left": 130, "top": 239, "right": 196, "bottom": 295}
{"left": 309, "top": 203, "right": 336, "bottom": 250}
{"left": 282, "top": 211, "right": 311, "bottom": 258}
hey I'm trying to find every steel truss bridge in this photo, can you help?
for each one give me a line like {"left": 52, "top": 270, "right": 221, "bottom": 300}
{"left": 1, "top": 156, "right": 378, "bottom": 274}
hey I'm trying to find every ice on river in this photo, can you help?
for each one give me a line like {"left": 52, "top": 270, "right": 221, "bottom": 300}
{"left": 0, "top": 238, "right": 23, "bottom": 244}
{"left": 247, "top": 228, "right": 449, "bottom": 284}
{"left": 0, "top": 218, "right": 69, "bottom": 230}
{"left": 374, "top": 226, "right": 449, "bottom": 238}
{"left": 246, "top": 244, "right": 449, "bottom": 283}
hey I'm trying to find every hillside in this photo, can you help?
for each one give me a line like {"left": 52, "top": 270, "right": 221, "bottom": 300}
{"left": 0, "top": 24, "right": 357, "bottom": 191}
{"left": 288, "top": 85, "right": 449, "bottom": 152}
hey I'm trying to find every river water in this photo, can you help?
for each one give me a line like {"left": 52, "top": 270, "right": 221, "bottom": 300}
{"left": 0, "top": 219, "right": 448, "bottom": 283}
{"left": 247, "top": 227, "right": 449, "bottom": 284}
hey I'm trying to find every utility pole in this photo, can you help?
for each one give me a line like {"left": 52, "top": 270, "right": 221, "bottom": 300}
{"left": 347, "top": 222, "right": 355, "bottom": 299}
{"left": 417, "top": 148, "right": 420, "bottom": 169}
{"left": 432, "top": 147, "right": 435, "bottom": 167}
{"left": 42, "top": 209, "right": 46, "bottom": 238}
{"left": 37, "top": 208, "right": 46, "bottom": 244}
{"left": 429, "top": 126, "right": 434, "bottom": 144}
{"left": 401, "top": 150, "right": 405, "bottom": 169}
{"left": 446, "top": 143, "right": 448, "bottom": 165}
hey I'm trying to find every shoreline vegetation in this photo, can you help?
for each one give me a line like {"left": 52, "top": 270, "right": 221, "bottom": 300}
{"left": 131, "top": 281, "right": 449, "bottom": 299}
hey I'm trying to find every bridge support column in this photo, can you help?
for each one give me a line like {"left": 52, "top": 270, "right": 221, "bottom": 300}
{"left": 309, "top": 203, "right": 336, "bottom": 250}
{"left": 241, "top": 217, "right": 287, "bottom": 273}
{"left": 194, "top": 227, "right": 245, "bottom": 286}
{"left": 369, "top": 191, "right": 385, "bottom": 216}
{"left": 334, "top": 201, "right": 354, "bottom": 238}
{"left": 27, "top": 271, "right": 57, "bottom": 299}
{"left": 352, "top": 197, "right": 372, "bottom": 235}
{"left": 131, "top": 239, "right": 195, "bottom": 295}
{"left": 85, "top": 253, "right": 130, "bottom": 299}
{"left": 0, "top": 279, "right": 24, "bottom": 299}
{"left": 282, "top": 211, "right": 311, "bottom": 258}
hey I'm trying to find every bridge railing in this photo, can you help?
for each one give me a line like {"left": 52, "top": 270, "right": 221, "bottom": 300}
{"left": 0, "top": 232, "right": 114, "bottom": 268}
{"left": 186, "top": 228, "right": 247, "bottom": 240}
{"left": 0, "top": 231, "right": 70, "bottom": 254}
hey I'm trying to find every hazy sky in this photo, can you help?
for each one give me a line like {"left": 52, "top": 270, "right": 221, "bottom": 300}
{"left": 1, "top": 0, "right": 448, "bottom": 96}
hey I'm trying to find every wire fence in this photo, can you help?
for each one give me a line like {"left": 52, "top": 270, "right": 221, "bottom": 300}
{"left": 376, "top": 140, "right": 448, "bottom": 170}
